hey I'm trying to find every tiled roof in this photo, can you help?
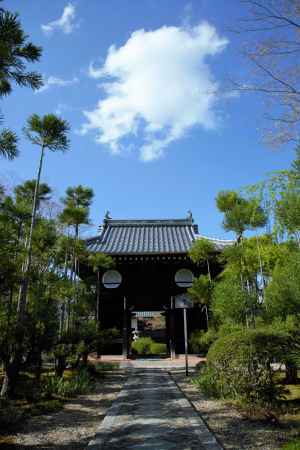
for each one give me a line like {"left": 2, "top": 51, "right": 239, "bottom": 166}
{"left": 86, "top": 216, "right": 235, "bottom": 256}
{"left": 86, "top": 218, "right": 196, "bottom": 255}
{"left": 196, "top": 234, "right": 235, "bottom": 251}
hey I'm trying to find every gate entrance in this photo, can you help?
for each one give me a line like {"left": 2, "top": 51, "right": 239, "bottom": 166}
{"left": 131, "top": 311, "right": 166, "bottom": 342}
{"left": 131, "top": 310, "right": 167, "bottom": 357}
{"left": 84, "top": 215, "right": 231, "bottom": 358}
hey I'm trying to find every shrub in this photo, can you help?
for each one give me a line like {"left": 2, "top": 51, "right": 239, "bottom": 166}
{"left": 189, "top": 329, "right": 218, "bottom": 354}
{"left": 282, "top": 439, "right": 300, "bottom": 450}
{"left": 131, "top": 337, "right": 153, "bottom": 355}
{"left": 150, "top": 342, "right": 167, "bottom": 355}
{"left": 43, "top": 367, "right": 92, "bottom": 398}
{"left": 131, "top": 338, "right": 167, "bottom": 355}
{"left": 193, "top": 365, "right": 220, "bottom": 397}
{"left": 196, "top": 328, "right": 288, "bottom": 412}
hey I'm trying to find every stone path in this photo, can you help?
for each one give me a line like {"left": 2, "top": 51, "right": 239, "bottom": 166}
{"left": 88, "top": 369, "right": 223, "bottom": 450}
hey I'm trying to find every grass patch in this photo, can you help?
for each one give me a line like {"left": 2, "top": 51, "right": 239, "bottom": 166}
{"left": 93, "top": 362, "right": 119, "bottom": 372}
{"left": 282, "top": 439, "right": 300, "bottom": 450}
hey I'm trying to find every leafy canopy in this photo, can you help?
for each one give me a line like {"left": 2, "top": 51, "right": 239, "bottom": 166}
{"left": 24, "top": 114, "right": 70, "bottom": 151}
{"left": 189, "top": 238, "right": 215, "bottom": 265}
{"left": 216, "top": 191, "right": 267, "bottom": 239}
{"left": 0, "top": 8, "right": 42, "bottom": 96}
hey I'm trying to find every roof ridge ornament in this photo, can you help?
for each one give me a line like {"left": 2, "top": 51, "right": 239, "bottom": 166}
{"left": 187, "top": 210, "right": 193, "bottom": 223}
{"left": 104, "top": 211, "right": 112, "bottom": 224}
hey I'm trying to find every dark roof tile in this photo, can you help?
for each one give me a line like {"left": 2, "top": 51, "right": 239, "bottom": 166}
{"left": 85, "top": 218, "right": 235, "bottom": 255}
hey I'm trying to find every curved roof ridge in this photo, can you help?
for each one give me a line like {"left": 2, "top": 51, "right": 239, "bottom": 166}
{"left": 196, "top": 233, "right": 235, "bottom": 247}
{"left": 104, "top": 218, "right": 193, "bottom": 226}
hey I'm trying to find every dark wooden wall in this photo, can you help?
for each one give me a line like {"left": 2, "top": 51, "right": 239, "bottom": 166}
{"left": 88, "top": 255, "right": 219, "bottom": 356}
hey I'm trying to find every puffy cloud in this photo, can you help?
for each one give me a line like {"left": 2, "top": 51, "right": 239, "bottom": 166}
{"left": 41, "top": 3, "right": 77, "bottom": 35}
{"left": 37, "top": 75, "right": 79, "bottom": 93}
{"left": 82, "top": 22, "right": 228, "bottom": 161}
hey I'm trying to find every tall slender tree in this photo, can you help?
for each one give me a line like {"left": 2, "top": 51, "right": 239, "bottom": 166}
{"left": 17, "top": 114, "right": 70, "bottom": 321}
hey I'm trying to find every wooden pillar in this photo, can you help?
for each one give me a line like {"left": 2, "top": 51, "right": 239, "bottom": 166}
{"left": 169, "top": 296, "right": 176, "bottom": 359}
{"left": 122, "top": 297, "right": 129, "bottom": 359}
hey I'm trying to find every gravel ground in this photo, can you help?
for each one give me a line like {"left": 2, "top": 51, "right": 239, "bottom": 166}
{"left": 172, "top": 370, "right": 289, "bottom": 450}
{"left": 0, "top": 371, "right": 125, "bottom": 450}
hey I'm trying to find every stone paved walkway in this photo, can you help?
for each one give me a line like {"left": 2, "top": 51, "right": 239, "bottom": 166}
{"left": 88, "top": 369, "right": 222, "bottom": 450}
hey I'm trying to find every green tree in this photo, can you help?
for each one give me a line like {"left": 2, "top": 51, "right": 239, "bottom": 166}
{"left": 0, "top": 128, "right": 18, "bottom": 159}
{"left": 189, "top": 238, "right": 215, "bottom": 280}
{"left": 15, "top": 180, "right": 52, "bottom": 210}
{"left": 0, "top": 5, "right": 42, "bottom": 159}
{"left": 216, "top": 191, "right": 267, "bottom": 242}
{"left": 212, "top": 271, "right": 255, "bottom": 327}
{"left": 18, "top": 114, "right": 70, "bottom": 321}
{"left": 188, "top": 274, "right": 212, "bottom": 328}
{"left": 60, "top": 185, "right": 94, "bottom": 240}
{"left": 265, "top": 251, "right": 300, "bottom": 319}
{"left": 0, "top": 8, "right": 42, "bottom": 96}
{"left": 0, "top": 117, "right": 69, "bottom": 399}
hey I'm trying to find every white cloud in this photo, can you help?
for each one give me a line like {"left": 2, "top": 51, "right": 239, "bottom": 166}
{"left": 37, "top": 75, "right": 79, "bottom": 93}
{"left": 41, "top": 3, "right": 77, "bottom": 35}
{"left": 81, "top": 22, "right": 228, "bottom": 161}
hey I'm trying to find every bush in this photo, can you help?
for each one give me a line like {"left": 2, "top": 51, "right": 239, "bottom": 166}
{"left": 131, "top": 337, "right": 153, "bottom": 355}
{"left": 150, "top": 342, "right": 167, "bottom": 355}
{"left": 189, "top": 329, "right": 218, "bottom": 354}
{"left": 195, "top": 328, "right": 288, "bottom": 412}
{"left": 43, "top": 367, "right": 92, "bottom": 398}
{"left": 131, "top": 338, "right": 167, "bottom": 355}
{"left": 282, "top": 439, "right": 300, "bottom": 450}
{"left": 193, "top": 365, "right": 220, "bottom": 397}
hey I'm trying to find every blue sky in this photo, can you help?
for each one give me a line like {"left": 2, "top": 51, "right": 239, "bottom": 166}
{"left": 0, "top": 0, "right": 296, "bottom": 239}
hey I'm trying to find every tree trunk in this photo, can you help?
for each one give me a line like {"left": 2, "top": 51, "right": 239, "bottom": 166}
{"left": 55, "top": 355, "right": 66, "bottom": 378}
{"left": 285, "top": 361, "right": 298, "bottom": 384}
{"left": 96, "top": 270, "right": 101, "bottom": 357}
{"left": 1, "top": 145, "right": 46, "bottom": 399}
{"left": 17, "top": 144, "right": 45, "bottom": 321}
{"left": 82, "top": 352, "right": 88, "bottom": 366}
{"left": 202, "top": 304, "right": 209, "bottom": 329}
{"left": 206, "top": 259, "right": 211, "bottom": 282}
{"left": 0, "top": 357, "right": 21, "bottom": 398}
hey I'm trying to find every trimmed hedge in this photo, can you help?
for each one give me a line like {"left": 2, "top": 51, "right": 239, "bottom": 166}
{"left": 131, "top": 337, "right": 167, "bottom": 356}
{"left": 195, "top": 328, "right": 288, "bottom": 410}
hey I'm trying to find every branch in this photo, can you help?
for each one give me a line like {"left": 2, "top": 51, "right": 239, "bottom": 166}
{"left": 242, "top": 0, "right": 300, "bottom": 29}
{"left": 247, "top": 56, "right": 300, "bottom": 95}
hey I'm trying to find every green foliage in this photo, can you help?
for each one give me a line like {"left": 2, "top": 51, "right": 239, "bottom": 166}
{"left": 265, "top": 251, "right": 300, "bottom": 319}
{"left": 150, "top": 342, "right": 167, "bottom": 355}
{"left": 131, "top": 337, "right": 153, "bottom": 355}
{"left": 282, "top": 439, "right": 300, "bottom": 450}
{"left": 216, "top": 191, "right": 266, "bottom": 239}
{"left": 131, "top": 337, "right": 166, "bottom": 355}
{"left": 193, "top": 365, "right": 220, "bottom": 398}
{"left": 212, "top": 272, "right": 255, "bottom": 325}
{"left": 188, "top": 274, "right": 211, "bottom": 306}
{"left": 0, "top": 8, "right": 42, "bottom": 96}
{"left": 276, "top": 190, "right": 300, "bottom": 237}
{"left": 43, "top": 368, "right": 93, "bottom": 399}
{"left": 200, "top": 328, "right": 288, "bottom": 410}
{"left": 88, "top": 252, "right": 114, "bottom": 272}
{"left": 15, "top": 180, "right": 52, "bottom": 209}
{"left": 24, "top": 114, "right": 70, "bottom": 151}
{"left": 189, "top": 238, "right": 215, "bottom": 265}
{"left": 189, "top": 329, "right": 218, "bottom": 354}
{"left": 0, "top": 128, "right": 18, "bottom": 159}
